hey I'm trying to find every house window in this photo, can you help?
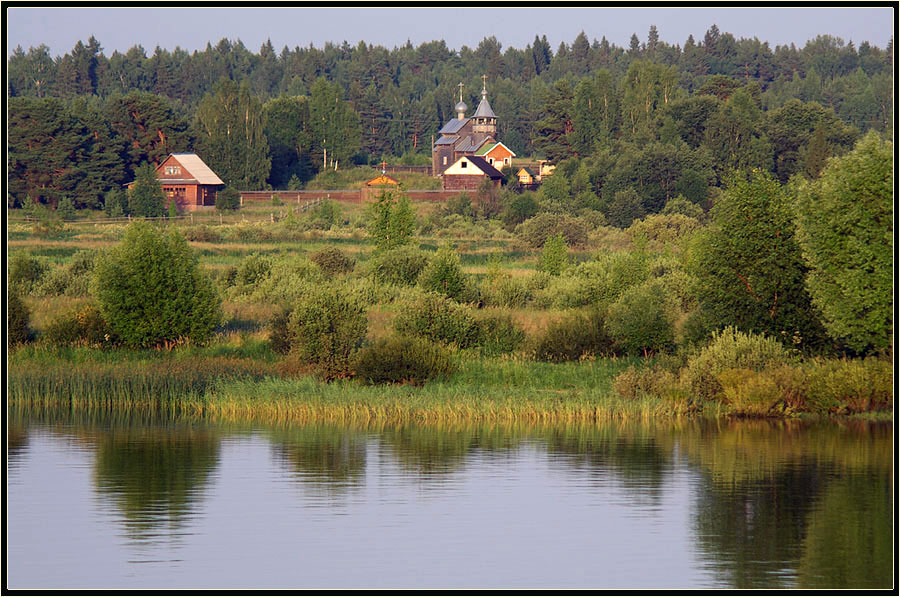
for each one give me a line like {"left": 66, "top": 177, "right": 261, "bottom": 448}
{"left": 165, "top": 165, "right": 181, "bottom": 175}
{"left": 504, "top": 157, "right": 510, "bottom": 165}
{"left": 461, "top": 161, "right": 467, "bottom": 168}
{"left": 443, "top": 156, "right": 448, "bottom": 165}
{"left": 488, "top": 158, "right": 494, "bottom": 165}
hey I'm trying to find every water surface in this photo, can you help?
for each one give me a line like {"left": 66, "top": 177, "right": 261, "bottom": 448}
{"left": 6, "top": 408, "right": 893, "bottom": 590}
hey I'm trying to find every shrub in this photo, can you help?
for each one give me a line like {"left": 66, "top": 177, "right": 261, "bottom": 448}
{"left": 538, "top": 233, "right": 569, "bottom": 276}
{"left": 309, "top": 199, "right": 342, "bottom": 229}
{"left": 286, "top": 287, "right": 368, "bottom": 380}
{"left": 267, "top": 305, "right": 294, "bottom": 355}
{"left": 34, "top": 250, "right": 96, "bottom": 297}
{"left": 801, "top": 358, "right": 893, "bottom": 413}
{"left": 247, "top": 255, "right": 323, "bottom": 303}
{"left": 353, "top": 335, "right": 457, "bottom": 385}
{"left": 516, "top": 213, "right": 591, "bottom": 248}
{"left": 8, "top": 251, "right": 49, "bottom": 294}
{"left": 612, "top": 364, "right": 678, "bottom": 401}
{"left": 57, "top": 196, "right": 76, "bottom": 220}
{"left": 91, "top": 221, "right": 222, "bottom": 348}
{"left": 181, "top": 225, "right": 222, "bottom": 243}
{"left": 370, "top": 245, "right": 429, "bottom": 286}
{"left": 679, "top": 327, "right": 791, "bottom": 402}
{"left": 480, "top": 272, "right": 529, "bottom": 308}
{"left": 216, "top": 187, "right": 241, "bottom": 211}
{"left": 627, "top": 213, "right": 700, "bottom": 253}
{"left": 476, "top": 313, "right": 526, "bottom": 356}
{"left": 531, "top": 309, "right": 615, "bottom": 362}
{"left": 8, "top": 291, "right": 33, "bottom": 346}
{"left": 128, "top": 163, "right": 166, "bottom": 217}
{"left": 606, "top": 280, "right": 676, "bottom": 356}
{"left": 417, "top": 243, "right": 477, "bottom": 303}
{"left": 394, "top": 292, "right": 480, "bottom": 348}
{"left": 309, "top": 247, "right": 355, "bottom": 276}
{"left": 661, "top": 195, "right": 705, "bottom": 220}
{"left": 42, "top": 304, "right": 116, "bottom": 348}
{"left": 236, "top": 253, "right": 274, "bottom": 287}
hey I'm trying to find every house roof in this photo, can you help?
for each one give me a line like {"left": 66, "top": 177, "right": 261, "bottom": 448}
{"left": 517, "top": 167, "right": 535, "bottom": 176}
{"left": 434, "top": 136, "right": 457, "bottom": 146}
{"left": 476, "top": 141, "right": 517, "bottom": 157}
{"left": 365, "top": 173, "right": 399, "bottom": 186}
{"left": 462, "top": 156, "right": 504, "bottom": 179}
{"left": 438, "top": 117, "right": 469, "bottom": 135}
{"left": 455, "top": 134, "right": 492, "bottom": 154}
{"left": 167, "top": 153, "right": 225, "bottom": 185}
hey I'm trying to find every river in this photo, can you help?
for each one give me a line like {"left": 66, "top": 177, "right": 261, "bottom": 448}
{"left": 6, "top": 408, "right": 893, "bottom": 590}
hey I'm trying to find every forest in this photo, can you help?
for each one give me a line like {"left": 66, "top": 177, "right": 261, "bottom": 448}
{"left": 7, "top": 25, "right": 894, "bottom": 212}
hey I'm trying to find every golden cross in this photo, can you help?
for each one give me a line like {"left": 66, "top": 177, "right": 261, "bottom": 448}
{"left": 381, "top": 160, "right": 387, "bottom": 173}
{"left": 458, "top": 82, "right": 464, "bottom": 102}
{"left": 481, "top": 74, "right": 487, "bottom": 92}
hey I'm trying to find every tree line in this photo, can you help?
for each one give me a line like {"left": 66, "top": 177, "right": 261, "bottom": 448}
{"left": 7, "top": 25, "right": 893, "bottom": 210}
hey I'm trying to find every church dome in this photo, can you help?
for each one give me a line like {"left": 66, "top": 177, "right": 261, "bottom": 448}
{"left": 455, "top": 100, "right": 468, "bottom": 113}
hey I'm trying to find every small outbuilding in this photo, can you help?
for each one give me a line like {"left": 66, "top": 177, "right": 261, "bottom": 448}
{"left": 146, "top": 153, "right": 225, "bottom": 210}
{"left": 441, "top": 156, "right": 504, "bottom": 191}
{"left": 516, "top": 166, "right": 536, "bottom": 185}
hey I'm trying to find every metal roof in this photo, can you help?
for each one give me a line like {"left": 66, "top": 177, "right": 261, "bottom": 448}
{"left": 472, "top": 98, "right": 496, "bottom": 119}
{"left": 464, "top": 156, "right": 504, "bottom": 178}
{"left": 167, "top": 153, "right": 225, "bottom": 185}
{"left": 455, "top": 134, "right": 492, "bottom": 154}
{"left": 434, "top": 136, "right": 457, "bottom": 146}
{"left": 438, "top": 117, "right": 468, "bottom": 135}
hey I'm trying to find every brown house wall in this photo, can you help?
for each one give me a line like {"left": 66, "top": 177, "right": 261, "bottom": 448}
{"left": 442, "top": 175, "right": 500, "bottom": 191}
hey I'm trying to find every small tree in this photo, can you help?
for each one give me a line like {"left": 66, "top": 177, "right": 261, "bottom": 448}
{"left": 168, "top": 198, "right": 179, "bottom": 219}
{"left": 215, "top": 187, "right": 241, "bottom": 211}
{"left": 418, "top": 243, "right": 474, "bottom": 302}
{"left": 369, "top": 190, "right": 415, "bottom": 251}
{"left": 91, "top": 221, "right": 222, "bottom": 348}
{"left": 8, "top": 291, "right": 33, "bottom": 346}
{"left": 128, "top": 163, "right": 166, "bottom": 218}
{"left": 56, "top": 196, "right": 76, "bottom": 220}
{"left": 539, "top": 233, "right": 569, "bottom": 276}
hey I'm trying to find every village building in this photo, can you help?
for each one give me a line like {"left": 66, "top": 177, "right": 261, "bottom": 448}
{"left": 143, "top": 153, "right": 225, "bottom": 210}
{"left": 517, "top": 166, "right": 537, "bottom": 186}
{"left": 440, "top": 155, "right": 504, "bottom": 191}
{"left": 432, "top": 76, "right": 509, "bottom": 184}
{"left": 361, "top": 170, "right": 400, "bottom": 201}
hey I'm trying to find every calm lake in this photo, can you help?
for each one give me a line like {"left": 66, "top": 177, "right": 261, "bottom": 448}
{"left": 6, "top": 407, "right": 894, "bottom": 591}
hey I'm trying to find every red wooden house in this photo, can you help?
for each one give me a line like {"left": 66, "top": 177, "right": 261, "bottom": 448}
{"left": 153, "top": 153, "right": 225, "bottom": 210}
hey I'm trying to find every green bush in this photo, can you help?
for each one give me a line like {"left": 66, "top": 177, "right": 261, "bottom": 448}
{"left": 8, "top": 291, "right": 33, "bottom": 346}
{"left": 42, "top": 304, "right": 116, "bottom": 348}
{"left": 8, "top": 251, "right": 49, "bottom": 294}
{"left": 480, "top": 272, "right": 529, "bottom": 308}
{"left": 309, "top": 247, "right": 355, "bottom": 276}
{"left": 717, "top": 368, "right": 784, "bottom": 416}
{"left": 353, "top": 335, "right": 457, "bottom": 385}
{"left": 216, "top": 187, "right": 241, "bottom": 211}
{"left": 267, "top": 305, "right": 294, "bottom": 355}
{"left": 612, "top": 364, "right": 678, "bottom": 401}
{"left": 531, "top": 309, "right": 615, "bottom": 362}
{"left": 801, "top": 358, "right": 893, "bottom": 413}
{"left": 236, "top": 253, "right": 274, "bottom": 287}
{"left": 538, "top": 233, "right": 569, "bottom": 276}
{"left": 370, "top": 245, "right": 429, "bottom": 286}
{"left": 476, "top": 313, "right": 526, "bottom": 356}
{"left": 606, "top": 280, "right": 676, "bottom": 356}
{"left": 394, "top": 292, "right": 480, "bottom": 348}
{"left": 627, "top": 213, "right": 700, "bottom": 252}
{"left": 91, "top": 222, "right": 222, "bottom": 348}
{"left": 181, "top": 225, "right": 222, "bottom": 243}
{"left": 247, "top": 255, "right": 323, "bottom": 303}
{"left": 515, "top": 213, "right": 591, "bottom": 248}
{"left": 679, "top": 327, "right": 791, "bottom": 402}
{"left": 417, "top": 244, "right": 478, "bottom": 303}
{"left": 34, "top": 250, "right": 96, "bottom": 297}
{"left": 286, "top": 286, "right": 368, "bottom": 380}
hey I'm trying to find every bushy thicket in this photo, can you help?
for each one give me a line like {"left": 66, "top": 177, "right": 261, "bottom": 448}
{"left": 394, "top": 291, "right": 480, "bottom": 348}
{"left": 284, "top": 286, "right": 368, "bottom": 380}
{"left": 91, "top": 222, "right": 222, "bottom": 348}
{"left": 8, "top": 251, "right": 49, "bottom": 294}
{"left": 34, "top": 249, "right": 97, "bottom": 297}
{"left": 417, "top": 244, "right": 478, "bottom": 303}
{"left": 370, "top": 245, "right": 429, "bottom": 286}
{"left": 309, "top": 247, "right": 355, "bottom": 275}
{"left": 606, "top": 280, "right": 676, "bottom": 355}
{"left": 42, "top": 304, "right": 117, "bottom": 348}
{"left": 7, "top": 291, "right": 33, "bottom": 346}
{"left": 531, "top": 309, "right": 615, "bottom": 362}
{"left": 353, "top": 335, "right": 457, "bottom": 385}
{"left": 516, "top": 213, "right": 591, "bottom": 248}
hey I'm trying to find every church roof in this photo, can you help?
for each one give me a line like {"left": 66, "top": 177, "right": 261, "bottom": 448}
{"left": 455, "top": 134, "right": 492, "bottom": 153}
{"left": 473, "top": 97, "right": 496, "bottom": 119}
{"left": 439, "top": 117, "right": 469, "bottom": 135}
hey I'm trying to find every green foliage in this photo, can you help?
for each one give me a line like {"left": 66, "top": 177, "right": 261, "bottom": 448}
{"left": 91, "top": 221, "right": 222, "bottom": 348}
{"left": 531, "top": 309, "right": 615, "bottom": 362}
{"left": 501, "top": 191, "right": 540, "bottom": 229}
{"left": 215, "top": 187, "right": 241, "bottom": 211}
{"left": 267, "top": 306, "right": 293, "bottom": 355}
{"left": 167, "top": 197, "right": 178, "bottom": 218}
{"left": 801, "top": 357, "right": 893, "bottom": 413}
{"left": 7, "top": 291, "right": 33, "bottom": 346}
{"left": 480, "top": 270, "right": 529, "bottom": 308}
{"left": 394, "top": 291, "right": 480, "bottom": 348}
{"left": 56, "top": 196, "right": 76, "bottom": 220}
{"left": 679, "top": 327, "right": 791, "bottom": 402}
{"left": 626, "top": 213, "right": 699, "bottom": 252}
{"left": 793, "top": 132, "right": 893, "bottom": 355}
{"left": 42, "top": 304, "right": 116, "bottom": 348}
{"left": 353, "top": 335, "right": 457, "bottom": 385}
{"left": 370, "top": 245, "right": 429, "bottom": 286}
{"left": 127, "top": 162, "right": 165, "bottom": 217}
{"left": 607, "top": 188, "right": 646, "bottom": 228}
{"left": 368, "top": 191, "right": 415, "bottom": 251}
{"left": 286, "top": 286, "right": 368, "bottom": 380}
{"left": 475, "top": 313, "right": 526, "bottom": 356}
{"left": 538, "top": 232, "right": 569, "bottom": 275}
{"left": 306, "top": 247, "right": 353, "bottom": 276}
{"left": 417, "top": 243, "right": 477, "bottom": 302}
{"left": 309, "top": 198, "right": 342, "bottom": 229}
{"left": 235, "top": 253, "right": 273, "bottom": 287}
{"left": 661, "top": 195, "right": 705, "bottom": 219}
{"left": 689, "top": 170, "right": 826, "bottom": 347}
{"left": 244, "top": 255, "right": 323, "bottom": 304}
{"left": 515, "top": 213, "right": 590, "bottom": 248}
{"left": 606, "top": 280, "right": 676, "bottom": 355}
{"left": 35, "top": 250, "right": 97, "bottom": 297}
{"left": 103, "top": 188, "right": 128, "bottom": 217}
{"left": 8, "top": 251, "right": 49, "bottom": 294}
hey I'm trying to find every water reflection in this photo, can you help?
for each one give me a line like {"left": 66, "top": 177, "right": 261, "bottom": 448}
{"left": 6, "top": 406, "right": 894, "bottom": 590}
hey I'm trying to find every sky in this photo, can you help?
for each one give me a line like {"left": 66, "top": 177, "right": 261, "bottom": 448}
{"left": 6, "top": 5, "right": 895, "bottom": 59}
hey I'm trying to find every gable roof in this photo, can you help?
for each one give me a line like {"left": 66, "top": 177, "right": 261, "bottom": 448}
{"left": 166, "top": 153, "right": 224, "bottom": 185}
{"left": 438, "top": 117, "right": 469, "bottom": 135}
{"left": 365, "top": 173, "right": 399, "bottom": 186}
{"left": 476, "top": 141, "right": 517, "bottom": 158}
{"left": 462, "top": 156, "right": 504, "bottom": 179}
{"left": 517, "top": 166, "right": 535, "bottom": 176}
{"left": 455, "top": 134, "right": 493, "bottom": 154}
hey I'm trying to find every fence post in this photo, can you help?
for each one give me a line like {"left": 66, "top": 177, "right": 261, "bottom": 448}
{"left": 190, "top": 213, "right": 194, "bottom": 224}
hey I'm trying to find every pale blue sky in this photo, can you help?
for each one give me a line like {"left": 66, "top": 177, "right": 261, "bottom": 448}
{"left": 6, "top": 5, "right": 895, "bottom": 59}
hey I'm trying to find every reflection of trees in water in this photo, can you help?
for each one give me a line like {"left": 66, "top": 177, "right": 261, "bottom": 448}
{"left": 679, "top": 419, "right": 893, "bottom": 590}
{"left": 7, "top": 423, "right": 30, "bottom": 469}
{"left": 93, "top": 426, "right": 220, "bottom": 541}
{"left": 269, "top": 424, "right": 367, "bottom": 492}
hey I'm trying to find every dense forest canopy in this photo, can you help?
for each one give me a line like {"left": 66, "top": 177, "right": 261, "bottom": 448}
{"left": 7, "top": 25, "right": 894, "bottom": 209}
